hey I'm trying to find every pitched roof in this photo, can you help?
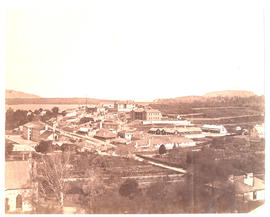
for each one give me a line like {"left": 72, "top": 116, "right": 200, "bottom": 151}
{"left": 95, "top": 129, "right": 116, "bottom": 139}
{"left": 12, "top": 144, "right": 35, "bottom": 152}
{"left": 40, "top": 130, "right": 53, "bottom": 139}
{"left": 234, "top": 176, "right": 265, "bottom": 193}
{"left": 23, "top": 121, "right": 45, "bottom": 130}
{"left": 111, "top": 138, "right": 128, "bottom": 144}
{"left": 5, "top": 161, "right": 32, "bottom": 190}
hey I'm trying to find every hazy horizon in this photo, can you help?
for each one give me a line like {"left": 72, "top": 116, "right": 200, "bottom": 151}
{"left": 5, "top": 1, "right": 265, "bottom": 101}
{"left": 5, "top": 88, "right": 263, "bottom": 102}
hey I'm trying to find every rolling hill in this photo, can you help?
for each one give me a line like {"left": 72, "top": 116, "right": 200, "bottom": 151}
{"left": 204, "top": 90, "right": 256, "bottom": 98}
{"left": 5, "top": 89, "right": 40, "bottom": 99}
{"left": 154, "top": 90, "right": 258, "bottom": 104}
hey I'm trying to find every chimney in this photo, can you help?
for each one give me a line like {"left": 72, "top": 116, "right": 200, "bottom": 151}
{"left": 244, "top": 173, "right": 254, "bottom": 186}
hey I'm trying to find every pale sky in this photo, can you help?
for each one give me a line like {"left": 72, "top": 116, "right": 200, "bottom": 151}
{"left": 5, "top": 0, "right": 265, "bottom": 100}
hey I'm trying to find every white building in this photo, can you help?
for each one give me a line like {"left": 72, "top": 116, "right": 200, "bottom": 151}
{"left": 250, "top": 124, "right": 264, "bottom": 139}
{"left": 5, "top": 160, "right": 38, "bottom": 213}
{"left": 202, "top": 124, "right": 227, "bottom": 134}
{"left": 65, "top": 111, "right": 77, "bottom": 118}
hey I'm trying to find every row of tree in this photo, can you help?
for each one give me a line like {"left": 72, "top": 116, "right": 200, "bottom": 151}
{"left": 5, "top": 107, "right": 60, "bottom": 130}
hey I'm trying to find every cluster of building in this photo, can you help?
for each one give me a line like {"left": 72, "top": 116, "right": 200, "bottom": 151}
{"left": 5, "top": 100, "right": 266, "bottom": 213}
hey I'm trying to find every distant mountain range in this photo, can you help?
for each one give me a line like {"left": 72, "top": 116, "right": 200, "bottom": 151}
{"left": 204, "top": 90, "right": 256, "bottom": 98}
{"left": 5, "top": 89, "right": 259, "bottom": 105}
{"left": 5, "top": 89, "right": 40, "bottom": 99}
{"left": 153, "top": 90, "right": 258, "bottom": 104}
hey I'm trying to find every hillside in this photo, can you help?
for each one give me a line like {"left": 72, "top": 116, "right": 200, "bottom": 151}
{"left": 5, "top": 89, "right": 40, "bottom": 99}
{"left": 204, "top": 90, "right": 256, "bottom": 98}
{"left": 154, "top": 90, "right": 258, "bottom": 104}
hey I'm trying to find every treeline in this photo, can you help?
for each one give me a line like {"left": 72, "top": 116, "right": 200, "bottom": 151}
{"left": 5, "top": 107, "right": 60, "bottom": 130}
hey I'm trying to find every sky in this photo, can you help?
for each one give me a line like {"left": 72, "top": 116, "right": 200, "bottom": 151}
{"left": 5, "top": 0, "right": 266, "bottom": 101}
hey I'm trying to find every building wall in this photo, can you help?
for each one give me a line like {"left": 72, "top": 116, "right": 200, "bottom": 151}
{"left": 5, "top": 189, "right": 34, "bottom": 213}
{"left": 243, "top": 190, "right": 264, "bottom": 201}
{"left": 145, "top": 111, "right": 162, "bottom": 121}
{"left": 131, "top": 110, "right": 162, "bottom": 121}
{"left": 131, "top": 111, "right": 145, "bottom": 121}
{"left": 256, "top": 190, "right": 265, "bottom": 200}
{"left": 22, "top": 127, "right": 41, "bottom": 142}
{"left": 154, "top": 142, "right": 196, "bottom": 150}
{"left": 31, "top": 129, "right": 42, "bottom": 142}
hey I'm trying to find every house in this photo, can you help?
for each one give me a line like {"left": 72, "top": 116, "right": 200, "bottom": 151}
{"left": 202, "top": 124, "right": 227, "bottom": 134}
{"left": 65, "top": 111, "right": 77, "bottom": 118}
{"left": 77, "top": 127, "right": 89, "bottom": 136}
{"left": 131, "top": 108, "right": 162, "bottom": 121}
{"left": 250, "top": 124, "right": 264, "bottom": 139}
{"left": 205, "top": 173, "right": 264, "bottom": 202}
{"left": 94, "top": 129, "right": 117, "bottom": 141}
{"left": 144, "top": 109, "right": 162, "bottom": 121}
{"left": 101, "top": 119, "right": 121, "bottom": 131}
{"left": 149, "top": 136, "right": 196, "bottom": 149}
{"left": 132, "top": 136, "right": 195, "bottom": 151}
{"left": 233, "top": 173, "right": 265, "bottom": 201}
{"left": 118, "top": 130, "right": 133, "bottom": 140}
{"left": 39, "top": 130, "right": 58, "bottom": 141}
{"left": 111, "top": 138, "right": 129, "bottom": 145}
{"left": 132, "top": 139, "right": 154, "bottom": 152}
{"left": 5, "top": 160, "right": 38, "bottom": 213}
{"left": 11, "top": 144, "right": 35, "bottom": 161}
{"left": 114, "top": 101, "right": 136, "bottom": 112}
{"left": 22, "top": 121, "right": 46, "bottom": 142}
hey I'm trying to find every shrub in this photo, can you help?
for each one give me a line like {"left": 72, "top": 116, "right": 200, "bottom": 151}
{"left": 119, "top": 179, "right": 139, "bottom": 199}
{"left": 159, "top": 145, "right": 167, "bottom": 155}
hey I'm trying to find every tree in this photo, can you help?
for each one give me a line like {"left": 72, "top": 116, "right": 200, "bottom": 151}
{"left": 51, "top": 107, "right": 59, "bottom": 115}
{"left": 79, "top": 169, "right": 105, "bottom": 213}
{"left": 35, "top": 140, "right": 53, "bottom": 154}
{"left": 159, "top": 145, "right": 167, "bottom": 155}
{"left": 38, "top": 152, "right": 71, "bottom": 212}
{"left": 6, "top": 108, "right": 33, "bottom": 130}
{"left": 119, "top": 179, "right": 140, "bottom": 199}
{"left": 146, "top": 182, "right": 166, "bottom": 201}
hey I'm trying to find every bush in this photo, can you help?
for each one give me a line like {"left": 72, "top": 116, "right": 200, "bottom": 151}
{"left": 35, "top": 140, "right": 53, "bottom": 153}
{"left": 119, "top": 179, "right": 139, "bottom": 199}
{"left": 159, "top": 145, "right": 167, "bottom": 155}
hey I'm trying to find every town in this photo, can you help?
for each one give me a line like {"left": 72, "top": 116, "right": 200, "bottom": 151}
{"left": 5, "top": 93, "right": 265, "bottom": 214}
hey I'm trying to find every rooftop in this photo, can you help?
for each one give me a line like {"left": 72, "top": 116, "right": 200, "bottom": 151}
{"left": 95, "top": 129, "right": 117, "bottom": 139}
{"left": 234, "top": 176, "right": 265, "bottom": 193}
{"left": 12, "top": 144, "right": 35, "bottom": 152}
{"left": 23, "top": 121, "right": 45, "bottom": 130}
{"left": 39, "top": 130, "right": 54, "bottom": 140}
